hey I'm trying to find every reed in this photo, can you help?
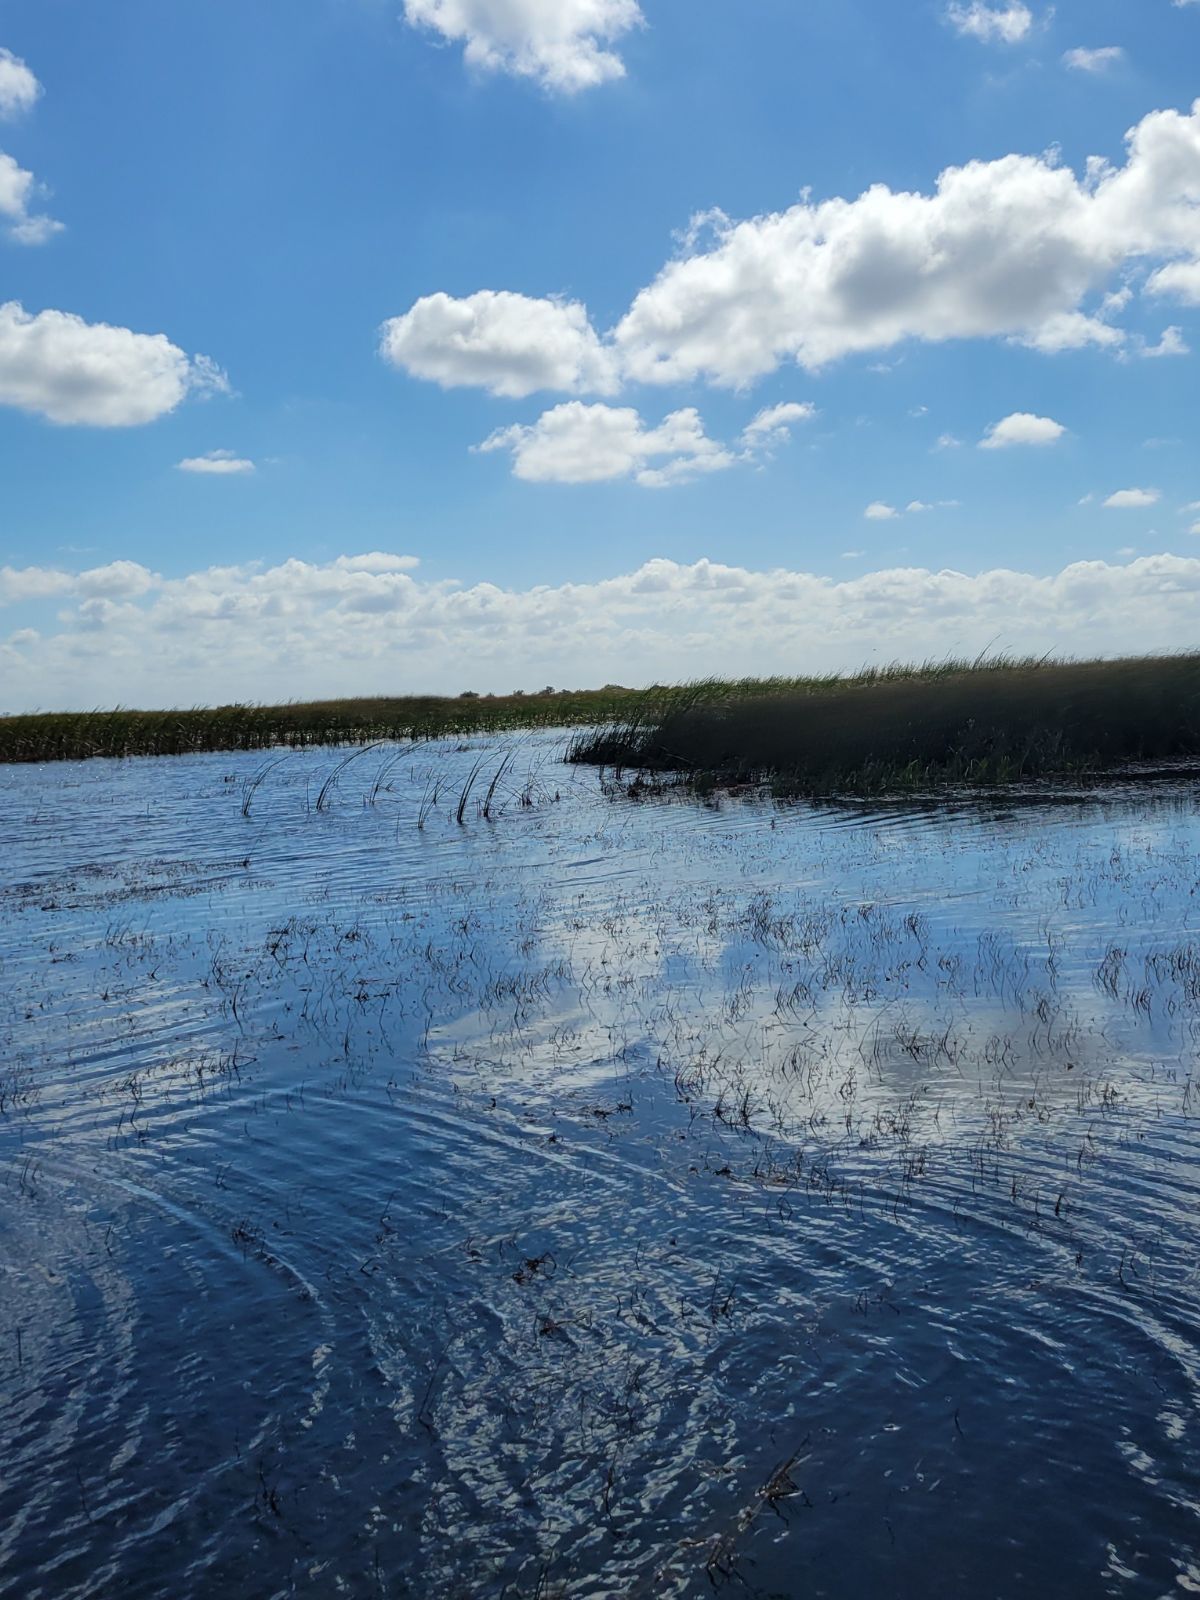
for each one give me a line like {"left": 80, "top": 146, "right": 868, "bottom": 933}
{"left": 569, "top": 652, "right": 1200, "bottom": 794}
{"left": 0, "top": 687, "right": 664, "bottom": 764}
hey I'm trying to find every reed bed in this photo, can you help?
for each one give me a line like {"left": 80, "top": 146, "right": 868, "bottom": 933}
{"left": 569, "top": 653, "right": 1200, "bottom": 794}
{"left": 0, "top": 687, "right": 651, "bottom": 764}
{"left": 0, "top": 672, "right": 890, "bottom": 764}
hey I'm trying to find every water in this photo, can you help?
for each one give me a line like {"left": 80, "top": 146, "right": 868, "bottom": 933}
{"left": 3, "top": 732, "right": 1200, "bottom": 1598}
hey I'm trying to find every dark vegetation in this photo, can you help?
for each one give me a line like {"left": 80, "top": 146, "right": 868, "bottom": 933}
{"left": 569, "top": 653, "right": 1200, "bottom": 794}
{"left": 7, "top": 654, "right": 1199, "bottom": 785}
{"left": 0, "top": 686, "right": 653, "bottom": 764}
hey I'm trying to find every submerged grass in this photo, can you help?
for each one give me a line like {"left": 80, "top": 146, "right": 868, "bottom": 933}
{"left": 569, "top": 653, "right": 1200, "bottom": 795}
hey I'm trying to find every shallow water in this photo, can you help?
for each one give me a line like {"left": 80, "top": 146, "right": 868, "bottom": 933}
{"left": 3, "top": 732, "right": 1200, "bottom": 1598}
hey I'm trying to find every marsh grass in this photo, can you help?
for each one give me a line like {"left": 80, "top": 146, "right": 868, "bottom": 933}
{"left": 0, "top": 672, "right": 905, "bottom": 765}
{"left": 0, "top": 688, "right": 659, "bottom": 764}
{"left": 570, "top": 652, "right": 1200, "bottom": 794}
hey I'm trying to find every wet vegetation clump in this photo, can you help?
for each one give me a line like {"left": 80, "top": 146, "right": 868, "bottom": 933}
{"left": 570, "top": 652, "right": 1200, "bottom": 794}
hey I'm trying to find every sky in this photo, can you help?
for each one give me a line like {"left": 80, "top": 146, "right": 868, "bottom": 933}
{"left": 1, "top": 0, "right": 1199, "bottom": 710}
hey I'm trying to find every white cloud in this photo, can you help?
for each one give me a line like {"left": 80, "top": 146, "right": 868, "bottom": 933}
{"left": 616, "top": 101, "right": 1200, "bottom": 382}
{"left": 0, "top": 561, "right": 157, "bottom": 605}
{"left": 0, "top": 49, "right": 59, "bottom": 244}
{"left": 979, "top": 412, "right": 1066, "bottom": 448}
{"left": 740, "top": 401, "right": 817, "bottom": 448}
{"left": 477, "top": 398, "right": 815, "bottom": 487}
{"left": 0, "top": 47, "right": 39, "bottom": 119}
{"left": 0, "top": 302, "right": 227, "bottom": 426}
{"left": 1146, "top": 259, "right": 1200, "bottom": 304}
{"left": 1064, "top": 46, "right": 1125, "bottom": 73}
{"left": 7, "top": 550, "right": 1200, "bottom": 712}
{"left": 478, "top": 401, "right": 736, "bottom": 487}
{"left": 75, "top": 561, "right": 156, "bottom": 599}
{"left": 865, "top": 502, "right": 899, "bottom": 520}
{"left": 1136, "top": 325, "right": 1189, "bottom": 358}
{"left": 613, "top": 100, "right": 1200, "bottom": 385}
{"left": 0, "top": 565, "right": 73, "bottom": 603}
{"left": 944, "top": 3, "right": 1034, "bottom": 44}
{"left": 380, "top": 290, "right": 617, "bottom": 399}
{"left": 1104, "top": 487, "right": 1161, "bottom": 508}
{"left": 906, "top": 499, "right": 960, "bottom": 512}
{"left": 0, "top": 149, "right": 61, "bottom": 244}
{"left": 402, "top": 0, "right": 643, "bottom": 92}
{"left": 395, "top": 101, "right": 1200, "bottom": 397}
{"left": 178, "top": 450, "right": 256, "bottom": 476}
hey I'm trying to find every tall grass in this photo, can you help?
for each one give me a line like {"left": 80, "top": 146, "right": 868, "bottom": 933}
{"left": 0, "top": 674, "right": 898, "bottom": 765}
{"left": 0, "top": 687, "right": 659, "bottom": 764}
{"left": 569, "top": 653, "right": 1200, "bottom": 794}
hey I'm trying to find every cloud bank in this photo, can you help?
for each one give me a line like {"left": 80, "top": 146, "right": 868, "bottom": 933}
{"left": 4, "top": 550, "right": 1200, "bottom": 712}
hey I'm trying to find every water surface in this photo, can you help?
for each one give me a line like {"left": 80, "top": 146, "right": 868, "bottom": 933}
{"left": 3, "top": 733, "right": 1200, "bottom": 1597}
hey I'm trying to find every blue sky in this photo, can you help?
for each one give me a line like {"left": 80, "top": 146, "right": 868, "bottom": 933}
{"left": 1, "top": 0, "right": 1199, "bottom": 709}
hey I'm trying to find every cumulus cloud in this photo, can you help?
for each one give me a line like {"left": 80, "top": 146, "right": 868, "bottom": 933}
{"left": 393, "top": 101, "right": 1200, "bottom": 399}
{"left": 0, "top": 47, "right": 39, "bottom": 119}
{"left": 1104, "top": 487, "right": 1161, "bottom": 508}
{"left": 865, "top": 502, "right": 899, "bottom": 520}
{"left": 1064, "top": 46, "right": 1125, "bottom": 73}
{"left": 5, "top": 550, "right": 1200, "bottom": 711}
{"left": 616, "top": 101, "right": 1200, "bottom": 383}
{"left": 0, "top": 302, "right": 228, "bottom": 426}
{"left": 478, "top": 401, "right": 736, "bottom": 487}
{"left": 177, "top": 450, "right": 256, "bottom": 476}
{"left": 477, "top": 397, "right": 817, "bottom": 487}
{"left": 402, "top": 0, "right": 643, "bottom": 92}
{"left": 979, "top": 412, "right": 1067, "bottom": 448}
{"left": 380, "top": 291, "right": 618, "bottom": 399}
{"left": 0, "top": 149, "right": 61, "bottom": 244}
{"left": 944, "top": 3, "right": 1034, "bottom": 44}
